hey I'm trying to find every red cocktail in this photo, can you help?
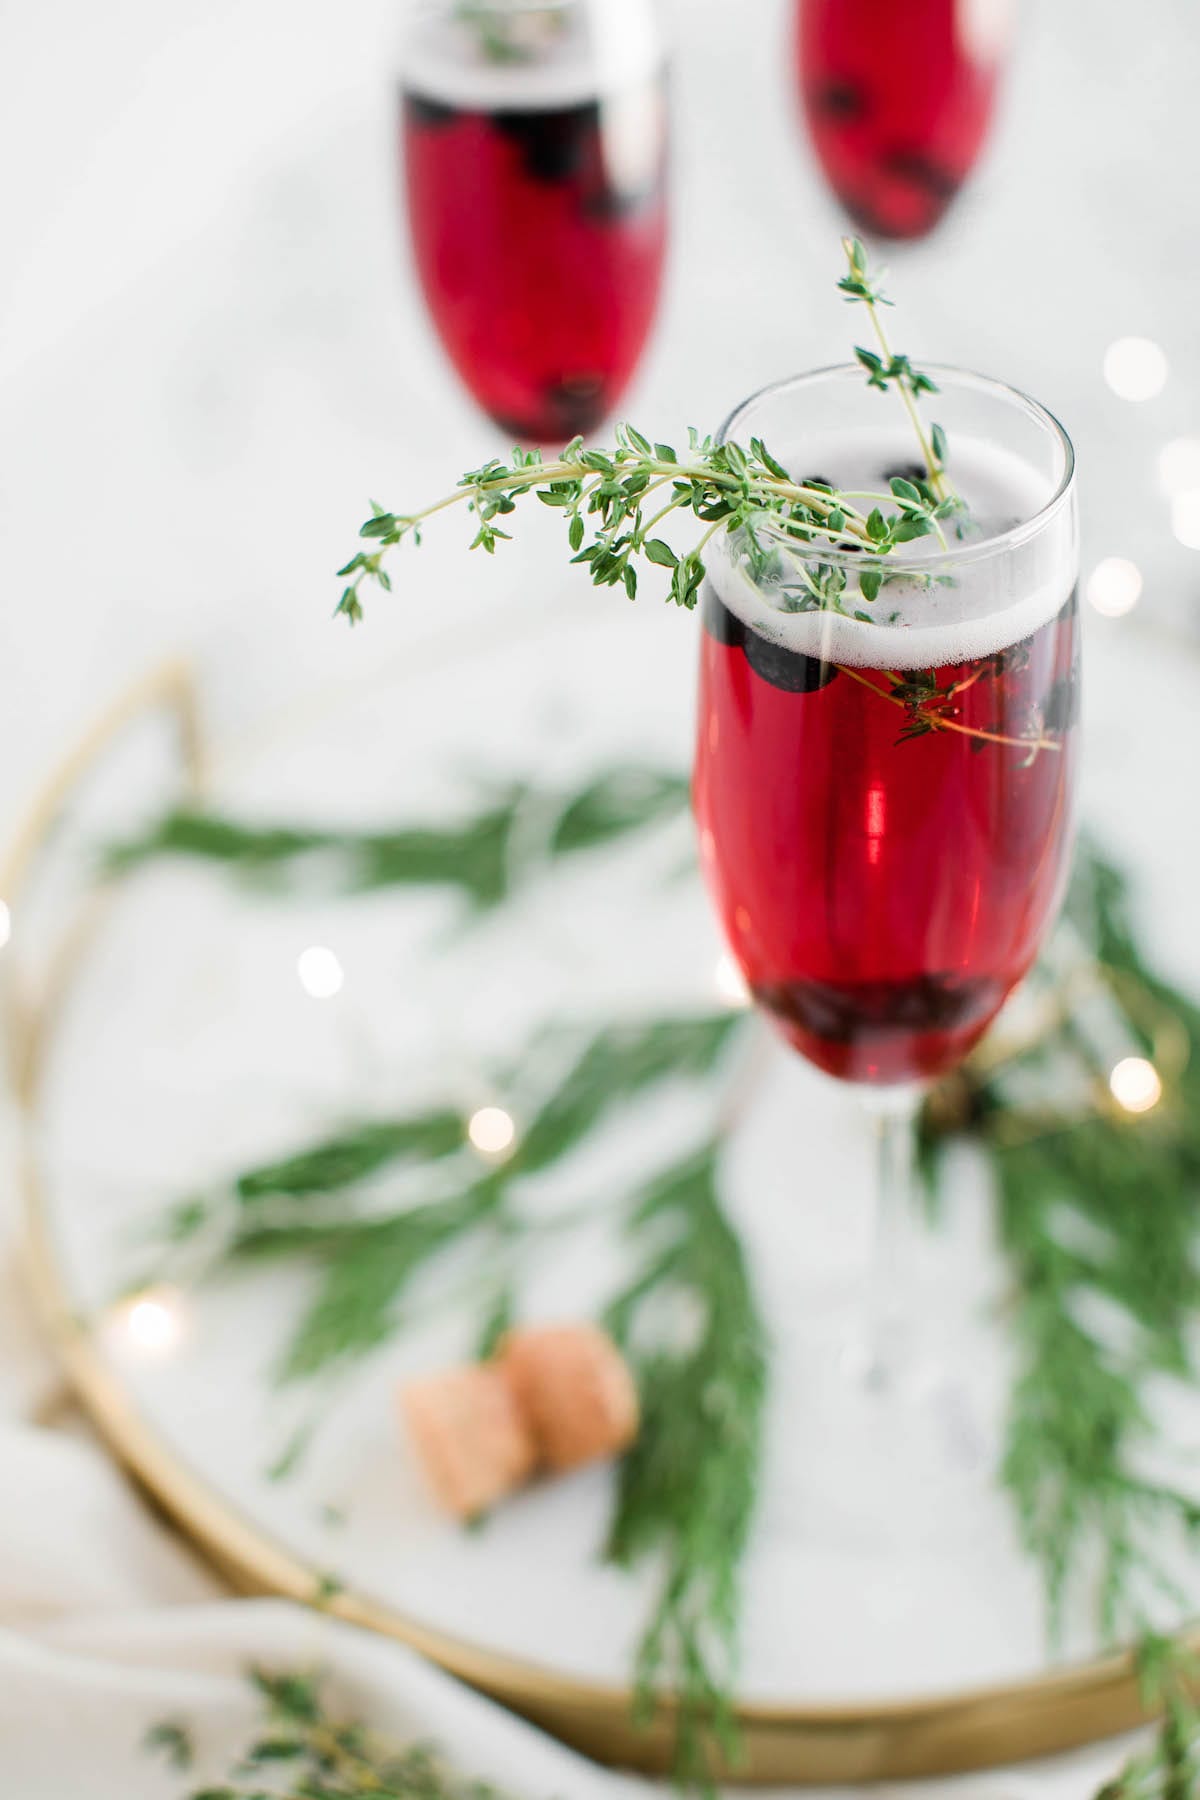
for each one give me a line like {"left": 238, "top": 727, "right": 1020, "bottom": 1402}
{"left": 794, "top": 0, "right": 1011, "bottom": 239}
{"left": 696, "top": 586, "right": 1078, "bottom": 1085}
{"left": 693, "top": 367, "right": 1077, "bottom": 1384}
{"left": 401, "top": 2, "right": 668, "bottom": 442}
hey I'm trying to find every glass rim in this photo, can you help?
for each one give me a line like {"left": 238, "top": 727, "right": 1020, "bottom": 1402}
{"left": 716, "top": 363, "right": 1077, "bottom": 570}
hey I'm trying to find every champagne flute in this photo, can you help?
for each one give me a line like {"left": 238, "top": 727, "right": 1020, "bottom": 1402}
{"left": 693, "top": 363, "right": 1078, "bottom": 1385}
{"left": 399, "top": 0, "right": 669, "bottom": 443}
{"left": 793, "top": 0, "right": 1013, "bottom": 239}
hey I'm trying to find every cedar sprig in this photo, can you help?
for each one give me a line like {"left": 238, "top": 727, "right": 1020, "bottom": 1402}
{"left": 921, "top": 841, "right": 1200, "bottom": 1644}
{"left": 605, "top": 1145, "right": 767, "bottom": 1791}
{"left": 1095, "top": 1635, "right": 1200, "bottom": 1799}
{"left": 142, "top": 1012, "right": 746, "bottom": 1396}
{"left": 106, "top": 766, "right": 690, "bottom": 915}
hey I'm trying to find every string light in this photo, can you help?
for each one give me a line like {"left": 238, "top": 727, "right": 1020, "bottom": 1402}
{"left": 1171, "top": 491, "right": 1200, "bottom": 551}
{"left": 113, "top": 1286, "right": 187, "bottom": 1357}
{"left": 0, "top": 901, "right": 10, "bottom": 950}
{"left": 1159, "top": 438, "right": 1200, "bottom": 495}
{"left": 468, "top": 1106, "right": 516, "bottom": 1157}
{"left": 1103, "top": 337, "right": 1168, "bottom": 402}
{"left": 1086, "top": 557, "right": 1142, "bottom": 618}
{"left": 714, "top": 951, "right": 750, "bottom": 1008}
{"left": 297, "top": 945, "right": 344, "bottom": 999}
{"left": 1109, "top": 1056, "right": 1163, "bottom": 1115}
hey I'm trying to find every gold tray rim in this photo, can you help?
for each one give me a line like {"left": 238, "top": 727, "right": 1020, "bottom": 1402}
{"left": 7, "top": 657, "right": 1187, "bottom": 1784}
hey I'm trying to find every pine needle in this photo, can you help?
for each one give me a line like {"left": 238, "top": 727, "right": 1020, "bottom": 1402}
{"left": 106, "top": 766, "right": 689, "bottom": 914}
{"left": 923, "top": 840, "right": 1200, "bottom": 1646}
{"left": 605, "top": 1145, "right": 767, "bottom": 1789}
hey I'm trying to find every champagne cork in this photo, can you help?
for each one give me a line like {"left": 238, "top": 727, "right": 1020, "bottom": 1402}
{"left": 499, "top": 1323, "right": 640, "bottom": 1472}
{"left": 401, "top": 1363, "right": 537, "bottom": 1520}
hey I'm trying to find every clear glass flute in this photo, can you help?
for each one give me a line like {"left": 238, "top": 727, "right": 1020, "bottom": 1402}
{"left": 398, "top": 0, "right": 669, "bottom": 443}
{"left": 692, "top": 364, "right": 1079, "bottom": 1387}
{"left": 792, "top": 0, "right": 1013, "bottom": 240}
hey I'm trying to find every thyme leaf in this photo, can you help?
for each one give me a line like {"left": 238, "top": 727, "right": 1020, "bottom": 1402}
{"left": 153, "top": 1667, "right": 512, "bottom": 1800}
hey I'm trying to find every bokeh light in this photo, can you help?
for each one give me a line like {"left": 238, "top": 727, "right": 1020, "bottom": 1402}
{"left": 1171, "top": 492, "right": 1200, "bottom": 550}
{"left": 1086, "top": 557, "right": 1142, "bottom": 617}
{"left": 297, "top": 945, "right": 344, "bottom": 999}
{"left": 714, "top": 951, "right": 750, "bottom": 1008}
{"left": 1103, "top": 337, "right": 1168, "bottom": 401}
{"left": 1158, "top": 437, "right": 1200, "bottom": 495}
{"left": 1108, "top": 1056, "right": 1163, "bottom": 1114}
{"left": 468, "top": 1105, "right": 517, "bottom": 1156}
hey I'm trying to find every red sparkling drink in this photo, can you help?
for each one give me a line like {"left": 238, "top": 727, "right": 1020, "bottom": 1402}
{"left": 692, "top": 413, "right": 1078, "bottom": 1089}
{"left": 794, "top": 0, "right": 1010, "bottom": 239}
{"left": 401, "top": 71, "right": 668, "bottom": 442}
{"left": 695, "top": 591, "right": 1078, "bottom": 1085}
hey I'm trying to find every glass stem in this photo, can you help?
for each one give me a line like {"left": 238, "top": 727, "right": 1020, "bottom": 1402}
{"left": 860, "top": 1084, "right": 924, "bottom": 1392}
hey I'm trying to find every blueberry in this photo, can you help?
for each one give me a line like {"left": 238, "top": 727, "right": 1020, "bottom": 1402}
{"left": 702, "top": 589, "right": 745, "bottom": 648}
{"left": 403, "top": 88, "right": 459, "bottom": 131}
{"left": 743, "top": 631, "right": 837, "bottom": 694}
{"left": 879, "top": 147, "right": 962, "bottom": 203}
{"left": 812, "top": 79, "right": 868, "bottom": 121}
{"left": 1041, "top": 673, "right": 1080, "bottom": 734}
{"left": 704, "top": 592, "right": 836, "bottom": 691}
{"left": 882, "top": 460, "right": 928, "bottom": 486}
{"left": 493, "top": 102, "right": 597, "bottom": 182}
{"left": 756, "top": 972, "right": 1001, "bottom": 1044}
{"left": 489, "top": 413, "right": 542, "bottom": 441}
{"left": 543, "top": 374, "right": 607, "bottom": 435}
{"left": 1056, "top": 585, "right": 1080, "bottom": 626}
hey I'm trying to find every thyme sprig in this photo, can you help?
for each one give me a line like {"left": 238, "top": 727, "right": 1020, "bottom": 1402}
{"left": 455, "top": 0, "right": 565, "bottom": 65}
{"left": 335, "top": 431, "right": 947, "bottom": 627}
{"left": 149, "top": 1666, "right": 510, "bottom": 1800}
{"left": 835, "top": 660, "right": 1063, "bottom": 758}
{"left": 146, "top": 1652, "right": 1200, "bottom": 1800}
{"left": 335, "top": 246, "right": 959, "bottom": 629}
{"left": 837, "top": 234, "right": 955, "bottom": 507}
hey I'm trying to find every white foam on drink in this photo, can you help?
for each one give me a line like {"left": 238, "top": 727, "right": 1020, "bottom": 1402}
{"left": 708, "top": 428, "right": 1075, "bottom": 671}
{"left": 402, "top": 2, "right": 663, "bottom": 110}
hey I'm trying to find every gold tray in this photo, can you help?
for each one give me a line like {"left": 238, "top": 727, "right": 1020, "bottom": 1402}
{"left": 6, "top": 655, "right": 1189, "bottom": 1784}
